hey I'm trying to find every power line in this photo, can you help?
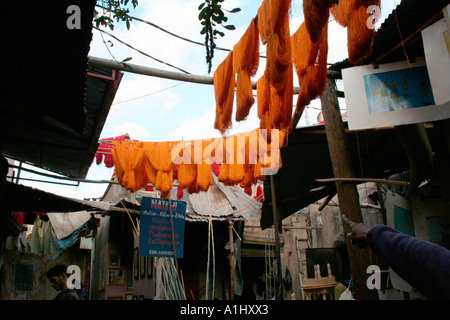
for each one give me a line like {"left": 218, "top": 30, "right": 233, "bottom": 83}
{"left": 113, "top": 82, "right": 186, "bottom": 105}
{"left": 94, "top": 26, "right": 192, "bottom": 74}
{"left": 94, "top": 4, "right": 267, "bottom": 58}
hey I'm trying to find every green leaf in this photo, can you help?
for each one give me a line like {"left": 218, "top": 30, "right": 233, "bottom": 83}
{"left": 122, "top": 57, "right": 133, "bottom": 62}
{"left": 229, "top": 8, "right": 241, "bottom": 13}
{"left": 198, "top": 7, "right": 210, "bottom": 20}
{"left": 198, "top": 2, "right": 205, "bottom": 10}
{"left": 223, "top": 24, "right": 235, "bottom": 30}
{"left": 122, "top": 62, "right": 133, "bottom": 70}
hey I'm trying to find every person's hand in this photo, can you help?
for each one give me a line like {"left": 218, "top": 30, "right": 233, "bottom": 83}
{"left": 341, "top": 214, "right": 370, "bottom": 248}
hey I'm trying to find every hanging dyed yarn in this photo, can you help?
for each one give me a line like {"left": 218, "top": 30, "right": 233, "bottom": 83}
{"left": 330, "top": 0, "right": 380, "bottom": 64}
{"left": 292, "top": 20, "right": 328, "bottom": 115}
{"left": 142, "top": 142, "right": 157, "bottom": 186}
{"left": 240, "top": 134, "right": 256, "bottom": 188}
{"left": 235, "top": 69, "right": 255, "bottom": 122}
{"left": 233, "top": 18, "right": 260, "bottom": 77}
{"left": 257, "top": 0, "right": 292, "bottom": 44}
{"left": 214, "top": 51, "right": 235, "bottom": 134}
{"left": 107, "top": 128, "right": 285, "bottom": 196}
{"left": 347, "top": 3, "right": 378, "bottom": 64}
{"left": 303, "top": 0, "right": 333, "bottom": 43}
{"left": 291, "top": 22, "right": 319, "bottom": 81}
{"left": 330, "top": 0, "right": 360, "bottom": 28}
{"left": 233, "top": 18, "right": 260, "bottom": 122}
{"left": 228, "top": 134, "right": 246, "bottom": 184}
{"left": 112, "top": 142, "right": 146, "bottom": 192}
{"left": 176, "top": 142, "right": 197, "bottom": 189}
{"left": 257, "top": 74, "right": 270, "bottom": 119}
{"left": 145, "top": 141, "right": 175, "bottom": 198}
{"left": 196, "top": 140, "right": 214, "bottom": 191}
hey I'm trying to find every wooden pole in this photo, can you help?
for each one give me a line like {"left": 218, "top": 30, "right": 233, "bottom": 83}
{"left": 270, "top": 175, "right": 284, "bottom": 300}
{"left": 320, "top": 78, "right": 378, "bottom": 300}
{"left": 228, "top": 220, "right": 235, "bottom": 300}
{"left": 88, "top": 56, "right": 341, "bottom": 92}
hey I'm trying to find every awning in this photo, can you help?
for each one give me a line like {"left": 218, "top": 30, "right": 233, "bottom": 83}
{"left": 260, "top": 123, "right": 410, "bottom": 229}
{"left": 0, "top": 0, "right": 123, "bottom": 179}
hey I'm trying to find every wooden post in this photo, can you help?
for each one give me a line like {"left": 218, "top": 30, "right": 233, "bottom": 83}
{"left": 320, "top": 78, "right": 378, "bottom": 300}
{"left": 270, "top": 175, "right": 284, "bottom": 300}
{"left": 228, "top": 220, "right": 235, "bottom": 300}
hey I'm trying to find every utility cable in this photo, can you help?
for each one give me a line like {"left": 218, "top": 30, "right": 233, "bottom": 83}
{"left": 94, "top": 26, "right": 191, "bottom": 74}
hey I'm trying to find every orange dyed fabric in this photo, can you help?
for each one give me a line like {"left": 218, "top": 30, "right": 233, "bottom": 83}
{"left": 235, "top": 69, "right": 255, "bottom": 122}
{"left": 233, "top": 18, "right": 260, "bottom": 122}
{"left": 303, "top": 0, "right": 333, "bottom": 43}
{"left": 257, "top": 0, "right": 292, "bottom": 44}
{"left": 292, "top": 21, "right": 328, "bottom": 114}
{"left": 257, "top": 74, "right": 270, "bottom": 118}
{"left": 112, "top": 142, "right": 145, "bottom": 192}
{"left": 347, "top": 3, "right": 378, "bottom": 64}
{"left": 214, "top": 51, "right": 235, "bottom": 134}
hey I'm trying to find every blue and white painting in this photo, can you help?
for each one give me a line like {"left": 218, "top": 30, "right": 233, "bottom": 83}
{"left": 363, "top": 66, "right": 435, "bottom": 114}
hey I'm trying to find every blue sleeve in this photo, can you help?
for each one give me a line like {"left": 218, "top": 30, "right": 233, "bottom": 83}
{"left": 365, "top": 224, "right": 450, "bottom": 300}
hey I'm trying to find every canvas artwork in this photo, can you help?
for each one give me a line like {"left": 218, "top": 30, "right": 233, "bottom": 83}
{"left": 108, "top": 269, "right": 125, "bottom": 286}
{"left": 363, "top": 66, "right": 435, "bottom": 115}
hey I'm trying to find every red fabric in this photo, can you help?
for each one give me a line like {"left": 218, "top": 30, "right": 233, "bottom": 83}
{"left": 12, "top": 211, "right": 25, "bottom": 228}
{"left": 177, "top": 186, "right": 184, "bottom": 200}
{"left": 256, "top": 186, "right": 263, "bottom": 199}
{"left": 211, "top": 161, "right": 220, "bottom": 177}
{"left": 244, "top": 186, "right": 252, "bottom": 196}
{"left": 95, "top": 135, "right": 130, "bottom": 168}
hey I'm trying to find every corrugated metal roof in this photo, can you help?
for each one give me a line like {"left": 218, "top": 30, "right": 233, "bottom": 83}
{"left": 185, "top": 175, "right": 261, "bottom": 221}
{"left": 0, "top": 0, "right": 123, "bottom": 179}
{"left": 105, "top": 174, "right": 262, "bottom": 222}
{"left": 329, "top": 0, "right": 449, "bottom": 70}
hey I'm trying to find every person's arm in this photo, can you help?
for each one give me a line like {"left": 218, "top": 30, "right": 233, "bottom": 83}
{"left": 342, "top": 215, "right": 450, "bottom": 300}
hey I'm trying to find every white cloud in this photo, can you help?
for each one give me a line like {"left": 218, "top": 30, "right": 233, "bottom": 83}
{"left": 115, "top": 121, "right": 150, "bottom": 140}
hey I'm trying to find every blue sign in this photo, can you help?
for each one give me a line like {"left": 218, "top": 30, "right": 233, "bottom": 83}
{"left": 139, "top": 197, "right": 186, "bottom": 258}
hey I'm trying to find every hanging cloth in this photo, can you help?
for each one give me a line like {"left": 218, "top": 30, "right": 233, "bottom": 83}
{"left": 95, "top": 134, "right": 129, "bottom": 168}
{"left": 214, "top": 51, "right": 235, "bottom": 134}
{"left": 303, "top": 0, "right": 333, "bottom": 43}
{"left": 227, "top": 134, "right": 246, "bottom": 184}
{"left": 257, "top": 74, "right": 270, "bottom": 119}
{"left": 142, "top": 141, "right": 157, "bottom": 186}
{"left": 330, "top": 0, "right": 360, "bottom": 28}
{"left": 146, "top": 141, "right": 175, "bottom": 198}
{"left": 261, "top": 6, "right": 293, "bottom": 134}
{"left": 113, "top": 142, "right": 146, "bottom": 192}
{"left": 347, "top": 3, "right": 378, "bottom": 64}
{"left": 195, "top": 140, "right": 214, "bottom": 191}
{"left": 292, "top": 21, "right": 328, "bottom": 115}
{"left": 330, "top": 0, "right": 380, "bottom": 64}
{"left": 233, "top": 18, "right": 260, "bottom": 122}
{"left": 257, "top": 0, "right": 292, "bottom": 45}
{"left": 177, "top": 142, "right": 197, "bottom": 189}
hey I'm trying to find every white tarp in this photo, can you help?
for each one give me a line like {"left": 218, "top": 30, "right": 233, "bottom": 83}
{"left": 47, "top": 211, "right": 92, "bottom": 240}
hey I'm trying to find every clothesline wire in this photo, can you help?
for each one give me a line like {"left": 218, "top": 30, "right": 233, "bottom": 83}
{"left": 95, "top": 4, "right": 266, "bottom": 58}
{"left": 94, "top": 26, "right": 192, "bottom": 74}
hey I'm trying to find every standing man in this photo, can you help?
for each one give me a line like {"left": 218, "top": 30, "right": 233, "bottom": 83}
{"left": 46, "top": 264, "right": 80, "bottom": 300}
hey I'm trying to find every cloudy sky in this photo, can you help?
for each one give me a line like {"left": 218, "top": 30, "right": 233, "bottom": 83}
{"left": 17, "top": 0, "right": 401, "bottom": 200}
